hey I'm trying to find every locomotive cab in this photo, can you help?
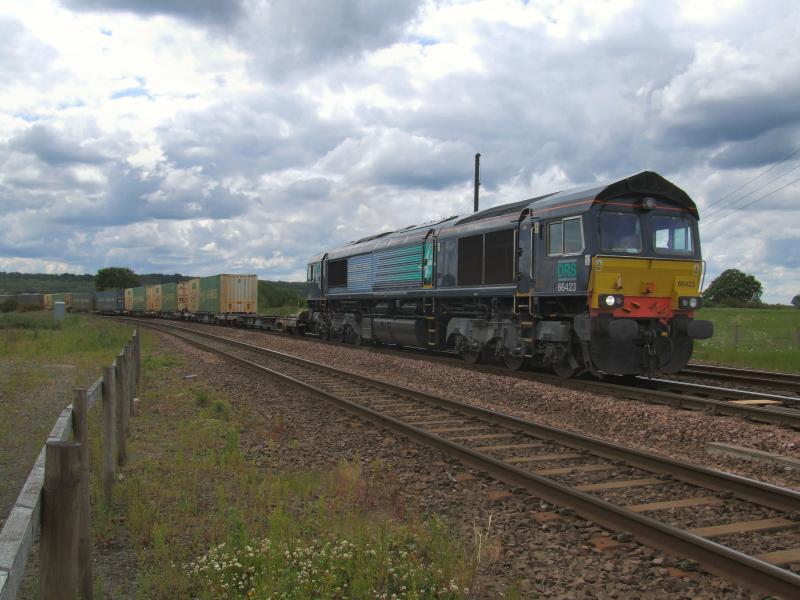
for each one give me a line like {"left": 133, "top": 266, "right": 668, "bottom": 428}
{"left": 583, "top": 196, "right": 713, "bottom": 375}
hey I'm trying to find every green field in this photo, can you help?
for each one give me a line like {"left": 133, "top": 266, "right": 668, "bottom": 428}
{"left": 692, "top": 308, "right": 800, "bottom": 372}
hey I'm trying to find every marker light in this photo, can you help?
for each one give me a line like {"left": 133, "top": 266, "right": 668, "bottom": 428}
{"left": 599, "top": 294, "right": 624, "bottom": 308}
{"left": 678, "top": 296, "right": 702, "bottom": 309}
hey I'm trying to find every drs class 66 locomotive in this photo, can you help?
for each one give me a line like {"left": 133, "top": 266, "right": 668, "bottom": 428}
{"left": 304, "top": 171, "right": 713, "bottom": 377}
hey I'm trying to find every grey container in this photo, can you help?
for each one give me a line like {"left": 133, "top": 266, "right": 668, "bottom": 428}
{"left": 15, "top": 293, "right": 45, "bottom": 308}
{"left": 96, "top": 290, "right": 124, "bottom": 313}
{"left": 71, "top": 292, "right": 95, "bottom": 312}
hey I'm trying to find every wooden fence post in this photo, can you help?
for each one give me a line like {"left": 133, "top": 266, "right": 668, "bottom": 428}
{"left": 40, "top": 441, "right": 81, "bottom": 600}
{"left": 115, "top": 353, "right": 128, "bottom": 466}
{"left": 102, "top": 366, "right": 117, "bottom": 502}
{"left": 133, "top": 329, "right": 141, "bottom": 396}
{"left": 71, "top": 389, "right": 93, "bottom": 600}
{"left": 125, "top": 344, "right": 134, "bottom": 417}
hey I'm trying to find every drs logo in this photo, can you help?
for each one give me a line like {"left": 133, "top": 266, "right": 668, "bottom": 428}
{"left": 556, "top": 261, "right": 577, "bottom": 293}
{"left": 557, "top": 262, "right": 577, "bottom": 280}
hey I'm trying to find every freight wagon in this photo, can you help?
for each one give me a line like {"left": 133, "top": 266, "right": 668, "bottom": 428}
{"left": 44, "top": 294, "right": 53, "bottom": 310}
{"left": 71, "top": 292, "right": 95, "bottom": 312}
{"left": 96, "top": 290, "right": 125, "bottom": 313}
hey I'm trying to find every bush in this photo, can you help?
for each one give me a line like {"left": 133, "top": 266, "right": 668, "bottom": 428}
{"left": 0, "top": 298, "right": 18, "bottom": 313}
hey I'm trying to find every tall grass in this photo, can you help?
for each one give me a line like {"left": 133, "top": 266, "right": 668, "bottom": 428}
{"left": 693, "top": 308, "right": 800, "bottom": 372}
{"left": 0, "top": 313, "right": 133, "bottom": 366}
{"left": 89, "top": 349, "right": 473, "bottom": 598}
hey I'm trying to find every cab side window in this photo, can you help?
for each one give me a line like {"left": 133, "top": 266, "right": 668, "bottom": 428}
{"left": 547, "top": 217, "right": 583, "bottom": 256}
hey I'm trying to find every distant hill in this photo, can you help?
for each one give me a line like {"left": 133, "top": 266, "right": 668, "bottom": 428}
{"left": 0, "top": 272, "right": 307, "bottom": 301}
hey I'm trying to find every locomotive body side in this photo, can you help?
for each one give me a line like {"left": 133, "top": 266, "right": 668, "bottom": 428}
{"left": 304, "top": 171, "right": 712, "bottom": 377}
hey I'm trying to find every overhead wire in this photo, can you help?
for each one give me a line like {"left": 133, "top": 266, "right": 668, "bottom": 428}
{"left": 702, "top": 146, "right": 800, "bottom": 213}
{"left": 702, "top": 174, "right": 800, "bottom": 227}
{"left": 701, "top": 161, "right": 800, "bottom": 221}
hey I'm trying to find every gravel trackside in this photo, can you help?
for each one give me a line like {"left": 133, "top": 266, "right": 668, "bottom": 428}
{"left": 168, "top": 322, "right": 800, "bottom": 490}
{"left": 152, "top": 329, "right": 768, "bottom": 599}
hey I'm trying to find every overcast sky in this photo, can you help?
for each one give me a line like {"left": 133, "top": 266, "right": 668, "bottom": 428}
{"left": 0, "top": 0, "right": 798, "bottom": 302}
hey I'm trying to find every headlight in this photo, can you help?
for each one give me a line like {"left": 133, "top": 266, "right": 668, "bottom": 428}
{"left": 679, "top": 296, "right": 702, "bottom": 309}
{"left": 600, "top": 294, "right": 624, "bottom": 307}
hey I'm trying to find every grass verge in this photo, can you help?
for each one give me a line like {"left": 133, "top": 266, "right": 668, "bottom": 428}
{"left": 90, "top": 335, "right": 472, "bottom": 599}
{"left": 692, "top": 308, "right": 800, "bottom": 372}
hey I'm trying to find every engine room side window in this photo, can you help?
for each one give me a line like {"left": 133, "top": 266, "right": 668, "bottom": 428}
{"left": 599, "top": 212, "right": 642, "bottom": 254}
{"left": 483, "top": 229, "right": 515, "bottom": 285}
{"left": 652, "top": 215, "right": 694, "bottom": 255}
{"left": 458, "top": 234, "right": 483, "bottom": 286}
{"left": 327, "top": 259, "right": 348, "bottom": 288}
{"left": 547, "top": 217, "right": 583, "bottom": 256}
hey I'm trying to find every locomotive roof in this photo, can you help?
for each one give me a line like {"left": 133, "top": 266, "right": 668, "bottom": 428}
{"left": 312, "top": 171, "right": 695, "bottom": 261}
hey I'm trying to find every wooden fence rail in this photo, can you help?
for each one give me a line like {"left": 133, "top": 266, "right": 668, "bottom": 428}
{"left": 0, "top": 329, "right": 141, "bottom": 600}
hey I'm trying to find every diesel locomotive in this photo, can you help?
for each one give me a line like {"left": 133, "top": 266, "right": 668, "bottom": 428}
{"left": 304, "top": 171, "right": 713, "bottom": 376}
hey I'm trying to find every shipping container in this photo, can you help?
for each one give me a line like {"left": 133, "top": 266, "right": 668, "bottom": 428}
{"left": 96, "top": 290, "right": 124, "bottom": 313}
{"left": 124, "top": 288, "right": 134, "bottom": 311}
{"left": 186, "top": 279, "right": 200, "bottom": 313}
{"left": 16, "top": 293, "right": 45, "bottom": 309}
{"left": 50, "top": 293, "right": 73, "bottom": 309}
{"left": 198, "top": 274, "right": 258, "bottom": 314}
{"left": 44, "top": 294, "right": 53, "bottom": 310}
{"left": 146, "top": 285, "right": 162, "bottom": 312}
{"left": 71, "top": 292, "right": 95, "bottom": 312}
{"left": 131, "top": 287, "right": 147, "bottom": 312}
{"left": 161, "top": 282, "right": 178, "bottom": 312}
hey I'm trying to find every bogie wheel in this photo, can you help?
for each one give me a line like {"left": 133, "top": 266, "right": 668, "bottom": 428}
{"left": 462, "top": 349, "right": 482, "bottom": 364}
{"left": 319, "top": 326, "right": 331, "bottom": 341}
{"left": 553, "top": 356, "right": 577, "bottom": 378}
{"left": 503, "top": 354, "right": 526, "bottom": 371}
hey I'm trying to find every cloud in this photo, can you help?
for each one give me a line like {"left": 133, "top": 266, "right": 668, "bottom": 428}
{"left": 238, "top": 0, "right": 424, "bottom": 79}
{"left": 59, "top": 0, "right": 246, "bottom": 27}
{"left": 1, "top": 0, "right": 799, "bottom": 303}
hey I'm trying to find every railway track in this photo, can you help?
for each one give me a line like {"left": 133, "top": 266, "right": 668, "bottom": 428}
{"left": 680, "top": 364, "right": 800, "bottom": 396}
{"left": 116, "top": 316, "right": 800, "bottom": 429}
{"left": 130, "top": 317, "right": 800, "bottom": 597}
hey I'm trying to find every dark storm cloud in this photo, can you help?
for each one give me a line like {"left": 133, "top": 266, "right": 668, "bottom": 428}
{"left": 11, "top": 124, "right": 113, "bottom": 166}
{"left": 59, "top": 0, "right": 245, "bottom": 26}
{"left": 158, "top": 91, "right": 357, "bottom": 176}
{"left": 241, "top": 0, "right": 423, "bottom": 78}
{"left": 656, "top": 90, "right": 800, "bottom": 150}
{"left": 709, "top": 127, "right": 800, "bottom": 170}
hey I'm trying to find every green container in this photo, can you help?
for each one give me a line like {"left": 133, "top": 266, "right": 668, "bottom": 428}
{"left": 161, "top": 282, "right": 178, "bottom": 312}
{"left": 199, "top": 275, "right": 222, "bottom": 314}
{"left": 132, "top": 287, "right": 147, "bottom": 311}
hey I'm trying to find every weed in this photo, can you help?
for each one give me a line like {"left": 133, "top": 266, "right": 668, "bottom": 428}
{"left": 96, "top": 345, "right": 473, "bottom": 599}
{"left": 195, "top": 389, "right": 212, "bottom": 407}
